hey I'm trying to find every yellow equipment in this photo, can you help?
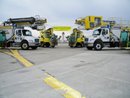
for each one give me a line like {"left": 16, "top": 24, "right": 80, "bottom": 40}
{"left": 75, "top": 16, "right": 103, "bottom": 30}
{"left": 40, "top": 28, "right": 58, "bottom": 48}
{"left": 75, "top": 16, "right": 116, "bottom": 30}
{"left": 69, "top": 16, "right": 103, "bottom": 48}
{"left": 69, "top": 28, "right": 85, "bottom": 47}
{"left": 53, "top": 26, "right": 71, "bottom": 31}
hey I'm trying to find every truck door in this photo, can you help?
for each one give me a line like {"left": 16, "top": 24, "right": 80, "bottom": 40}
{"left": 100, "top": 28, "right": 110, "bottom": 42}
{"left": 15, "top": 30, "right": 22, "bottom": 43}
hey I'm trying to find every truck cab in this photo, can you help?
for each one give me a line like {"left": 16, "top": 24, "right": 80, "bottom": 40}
{"left": 85, "top": 27, "right": 120, "bottom": 50}
{"left": 14, "top": 29, "right": 39, "bottom": 49}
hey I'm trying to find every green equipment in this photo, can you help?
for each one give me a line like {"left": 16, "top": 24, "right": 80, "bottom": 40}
{"left": 0, "top": 30, "right": 6, "bottom": 47}
{"left": 120, "top": 28, "right": 130, "bottom": 47}
{"left": 0, "top": 30, "right": 6, "bottom": 42}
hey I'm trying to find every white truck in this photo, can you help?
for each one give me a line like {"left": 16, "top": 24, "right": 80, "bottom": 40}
{"left": 0, "top": 26, "right": 39, "bottom": 50}
{"left": 85, "top": 27, "right": 120, "bottom": 50}
{"left": 0, "top": 16, "right": 44, "bottom": 49}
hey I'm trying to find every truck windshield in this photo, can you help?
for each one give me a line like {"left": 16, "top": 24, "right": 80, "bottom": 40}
{"left": 93, "top": 29, "right": 101, "bottom": 35}
{"left": 22, "top": 30, "right": 32, "bottom": 36}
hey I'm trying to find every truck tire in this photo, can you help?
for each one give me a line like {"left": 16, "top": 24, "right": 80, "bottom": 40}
{"left": 76, "top": 43, "right": 82, "bottom": 48}
{"left": 51, "top": 45, "right": 55, "bottom": 48}
{"left": 69, "top": 43, "right": 73, "bottom": 48}
{"left": 45, "top": 43, "right": 50, "bottom": 47}
{"left": 87, "top": 47, "right": 93, "bottom": 50}
{"left": 31, "top": 46, "right": 38, "bottom": 50}
{"left": 69, "top": 45, "right": 73, "bottom": 48}
{"left": 94, "top": 42, "right": 102, "bottom": 50}
{"left": 21, "top": 42, "right": 29, "bottom": 50}
{"left": 40, "top": 42, "right": 44, "bottom": 47}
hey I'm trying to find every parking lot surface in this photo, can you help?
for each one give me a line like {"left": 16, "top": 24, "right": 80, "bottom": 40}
{"left": 0, "top": 43, "right": 130, "bottom": 98}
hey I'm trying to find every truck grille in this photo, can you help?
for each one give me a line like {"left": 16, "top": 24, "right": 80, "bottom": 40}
{"left": 35, "top": 39, "right": 39, "bottom": 42}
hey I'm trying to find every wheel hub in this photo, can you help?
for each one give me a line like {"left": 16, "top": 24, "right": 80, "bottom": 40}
{"left": 22, "top": 43, "right": 27, "bottom": 48}
{"left": 96, "top": 44, "right": 101, "bottom": 49}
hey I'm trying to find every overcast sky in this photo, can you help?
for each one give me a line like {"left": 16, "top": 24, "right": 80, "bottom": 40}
{"left": 0, "top": 0, "right": 130, "bottom": 25}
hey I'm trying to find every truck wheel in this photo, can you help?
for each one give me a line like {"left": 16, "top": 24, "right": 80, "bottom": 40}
{"left": 40, "top": 42, "right": 44, "bottom": 47}
{"left": 45, "top": 43, "right": 50, "bottom": 47}
{"left": 70, "top": 46, "right": 73, "bottom": 48}
{"left": 76, "top": 43, "right": 82, "bottom": 48}
{"left": 94, "top": 42, "right": 102, "bottom": 50}
{"left": 31, "top": 46, "right": 38, "bottom": 50}
{"left": 87, "top": 47, "right": 93, "bottom": 50}
{"left": 21, "top": 42, "right": 29, "bottom": 50}
{"left": 51, "top": 45, "right": 55, "bottom": 48}
{"left": 69, "top": 43, "right": 73, "bottom": 48}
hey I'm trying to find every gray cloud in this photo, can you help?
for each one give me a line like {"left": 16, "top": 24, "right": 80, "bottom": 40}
{"left": 0, "top": 0, "right": 130, "bottom": 25}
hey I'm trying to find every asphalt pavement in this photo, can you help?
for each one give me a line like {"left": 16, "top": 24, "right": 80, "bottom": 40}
{"left": 0, "top": 43, "right": 130, "bottom": 98}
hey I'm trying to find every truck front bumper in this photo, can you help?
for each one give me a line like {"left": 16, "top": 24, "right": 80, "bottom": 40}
{"left": 86, "top": 43, "right": 93, "bottom": 47}
{"left": 29, "top": 42, "right": 39, "bottom": 47}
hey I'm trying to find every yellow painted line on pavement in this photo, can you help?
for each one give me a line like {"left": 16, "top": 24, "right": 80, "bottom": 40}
{"left": 0, "top": 49, "right": 33, "bottom": 67}
{"left": 44, "top": 74, "right": 86, "bottom": 98}
{"left": 0, "top": 49, "right": 86, "bottom": 98}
